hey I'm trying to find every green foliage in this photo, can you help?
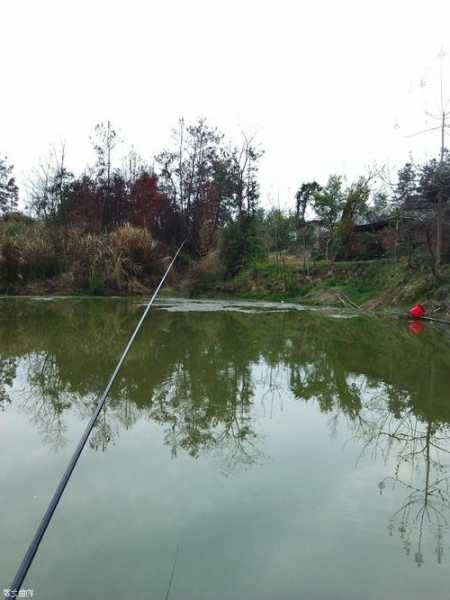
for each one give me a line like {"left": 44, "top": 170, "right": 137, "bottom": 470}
{"left": 156, "top": 118, "right": 263, "bottom": 254}
{"left": 221, "top": 214, "right": 266, "bottom": 276}
{"left": 312, "top": 175, "right": 345, "bottom": 232}
{"left": 263, "top": 208, "right": 296, "bottom": 252}
{"left": 340, "top": 177, "right": 370, "bottom": 224}
{"left": 224, "top": 260, "right": 304, "bottom": 300}
{"left": 295, "top": 181, "right": 322, "bottom": 223}
{"left": 335, "top": 177, "right": 371, "bottom": 259}
{"left": 395, "top": 162, "right": 418, "bottom": 203}
{"left": 371, "top": 191, "right": 390, "bottom": 218}
{"left": 394, "top": 151, "right": 450, "bottom": 206}
{"left": 310, "top": 175, "right": 345, "bottom": 259}
{"left": 419, "top": 151, "right": 450, "bottom": 204}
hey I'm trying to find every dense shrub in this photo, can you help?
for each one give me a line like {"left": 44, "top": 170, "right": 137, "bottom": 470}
{"left": 0, "top": 224, "right": 60, "bottom": 284}
{"left": 66, "top": 226, "right": 161, "bottom": 294}
{"left": 221, "top": 215, "right": 266, "bottom": 276}
{"left": 110, "top": 226, "right": 157, "bottom": 276}
{"left": 188, "top": 249, "right": 224, "bottom": 291}
{"left": 68, "top": 232, "right": 115, "bottom": 294}
{"left": 21, "top": 234, "right": 61, "bottom": 279}
{"left": 0, "top": 238, "right": 21, "bottom": 283}
{"left": 0, "top": 220, "right": 166, "bottom": 294}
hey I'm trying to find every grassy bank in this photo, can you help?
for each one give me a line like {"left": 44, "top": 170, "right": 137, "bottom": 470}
{"left": 2, "top": 218, "right": 450, "bottom": 311}
{"left": 187, "top": 252, "right": 450, "bottom": 311}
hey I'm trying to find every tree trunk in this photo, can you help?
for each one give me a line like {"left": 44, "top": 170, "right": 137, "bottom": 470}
{"left": 435, "top": 193, "right": 443, "bottom": 267}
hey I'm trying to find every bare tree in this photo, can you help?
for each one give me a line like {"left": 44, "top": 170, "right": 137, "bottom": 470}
{"left": 0, "top": 155, "right": 19, "bottom": 214}
{"left": 229, "top": 131, "right": 262, "bottom": 216}
{"left": 121, "top": 145, "right": 150, "bottom": 184}
{"left": 91, "top": 120, "right": 121, "bottom": 192}
{"left": 405, "top": 49, "right": 450, "bottom": 266}
{"left": 27, "top": 142, "right": 70, "bottom": 221}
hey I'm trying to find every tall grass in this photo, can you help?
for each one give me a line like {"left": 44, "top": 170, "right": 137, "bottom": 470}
{"left": 0, "top": 222, "right": 162, "bottom": 294}
{"left": 0, "top": 223, "right": 61, "bottom": 284}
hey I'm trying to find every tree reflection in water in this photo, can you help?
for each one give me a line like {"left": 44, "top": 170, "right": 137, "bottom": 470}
{"left": 2, "top": 298, "right": 450, "bottom": 563}
{"left": 352, "top": 389, "right": 450, "bottom": 567}
{"left": 0, "top": 356, "right": 16, "bottom": 412}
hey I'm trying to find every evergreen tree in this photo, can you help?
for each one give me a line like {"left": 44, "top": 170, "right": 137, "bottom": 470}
{"left": 395, "top": 162, "right": 418, "bottom": 204}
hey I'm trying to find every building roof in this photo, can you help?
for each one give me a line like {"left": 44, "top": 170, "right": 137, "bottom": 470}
{"left": 355, "top": 219, "right": 393, "bottom": 233}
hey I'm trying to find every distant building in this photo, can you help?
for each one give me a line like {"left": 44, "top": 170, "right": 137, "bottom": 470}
{"left": 350, "top": 219, "right": 398, "bottom": 257}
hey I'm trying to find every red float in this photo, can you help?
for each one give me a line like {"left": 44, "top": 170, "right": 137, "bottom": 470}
{"left": 409, "top": 321, "right": 425, "bottom": 335}
{"left": 408, "top": 303, "right": 426, "bottom": 319}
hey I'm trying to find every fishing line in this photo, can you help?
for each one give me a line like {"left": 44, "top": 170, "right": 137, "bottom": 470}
{"left": 8, "top": 240, "right": 185, "bottom": 597}
{"left": 164, "top": 544, "right": 180, "bottom": 600}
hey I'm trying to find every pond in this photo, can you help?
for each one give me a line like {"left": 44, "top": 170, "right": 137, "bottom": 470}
{"left": 1, "top": 297, "right": 450, "bottom": 599}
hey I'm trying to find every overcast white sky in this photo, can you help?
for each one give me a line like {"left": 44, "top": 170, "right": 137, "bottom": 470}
{"left": 2, "top": 0, "right": 450, "bottom": 210}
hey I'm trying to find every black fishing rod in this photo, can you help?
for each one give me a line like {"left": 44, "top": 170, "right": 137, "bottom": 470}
{"left": 8, "top": 240, "right": 185, "bottom": 597}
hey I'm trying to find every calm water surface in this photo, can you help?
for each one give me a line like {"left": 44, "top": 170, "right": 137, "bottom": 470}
{"left": 1, "top": 297, "right": 450, "bottom": 599}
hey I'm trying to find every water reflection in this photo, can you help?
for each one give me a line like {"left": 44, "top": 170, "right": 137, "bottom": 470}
{"left": 354, "top": 394, "right": 450, "bottom": 567}
{"left": 2, "top": 298, "right": 450, "bottom": 567}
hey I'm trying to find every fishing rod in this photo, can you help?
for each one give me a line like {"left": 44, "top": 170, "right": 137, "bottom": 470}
{"left": 9, "top": 240, "right": 185, "bottom": 597}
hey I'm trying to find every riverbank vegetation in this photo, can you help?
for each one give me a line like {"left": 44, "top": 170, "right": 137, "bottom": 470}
{"left": 2, "top": 118, "right": 450, "bottom": 307}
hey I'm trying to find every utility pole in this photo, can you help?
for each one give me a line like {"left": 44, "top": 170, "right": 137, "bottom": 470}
{"left": 436, "top": 52, "right": 447, "bottom": 265}
{"left": 407, "top": 48, "right": 450, "bottom": 267}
